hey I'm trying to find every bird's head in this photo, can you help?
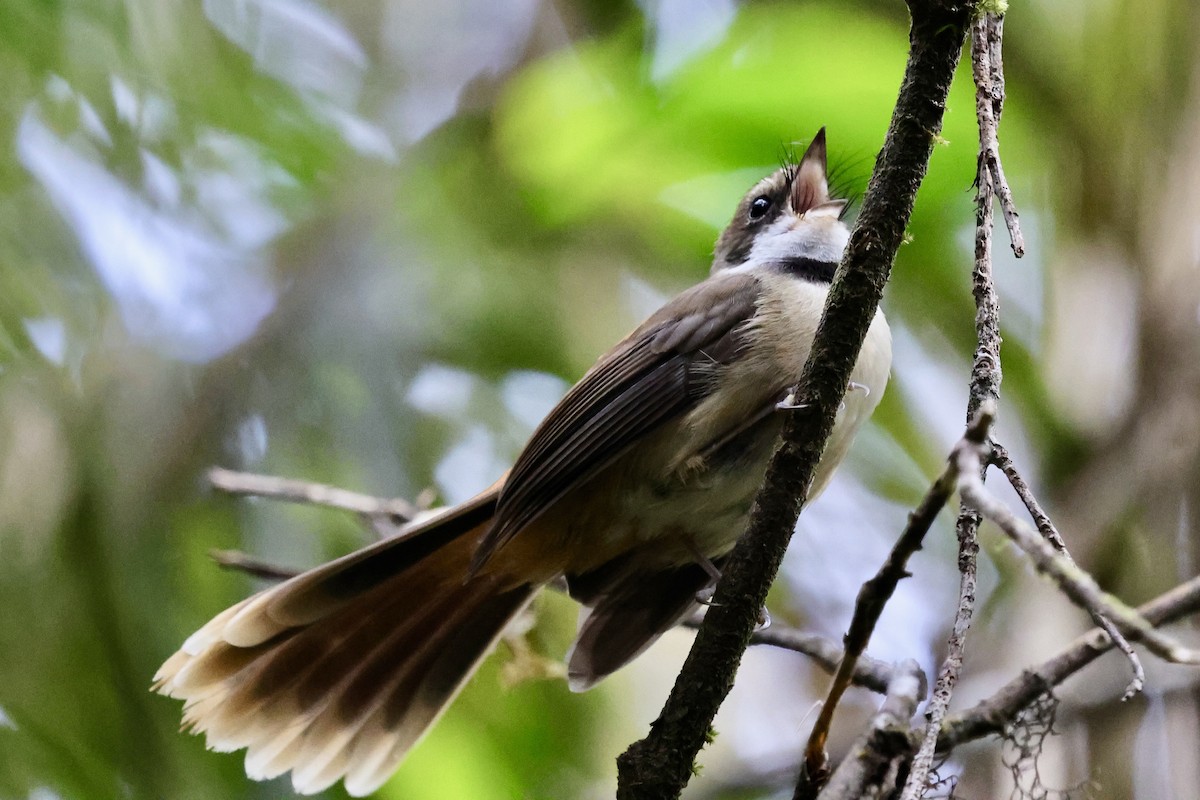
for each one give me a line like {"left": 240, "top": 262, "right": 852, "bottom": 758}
{"left": 712, "top": 128, "right": 850, "bottom": 277}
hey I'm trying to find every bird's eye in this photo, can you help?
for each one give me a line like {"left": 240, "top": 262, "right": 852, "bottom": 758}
{"left": 748, "top": 195, "right": 772, "bottom": 221}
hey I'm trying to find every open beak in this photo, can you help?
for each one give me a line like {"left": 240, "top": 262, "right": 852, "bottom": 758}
{"left": 790, "top": 127, "right": 829, "bottom": 215}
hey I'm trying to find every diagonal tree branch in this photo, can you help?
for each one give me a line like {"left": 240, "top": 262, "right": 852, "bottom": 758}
{"left": 990, "top": 443, "right": 1146, "bottom": 698}
{"left": 210, "top": 548, "right": 302, "bottom": 580}
{"left": 614, "top": 2, "right": 979, "bottom": 797}
{"left": 954, "top": 433, "right": 1200, "bottom": 666}
{"left": 687, "top": 614, "right": 898, "bottom": 695}
{"left": 936, "top": 574, "right": 1200, "bottom": 750}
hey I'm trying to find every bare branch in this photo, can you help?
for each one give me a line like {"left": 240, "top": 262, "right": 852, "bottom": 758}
{"left": 988, "top": 444, "right": 1065, "bottom": 549}
{"left": 991, "top": 443, "right": 1145, "bottom": 698}
{"left": 210, "top": 549, "right": 300, "bottom": 580}
{"left": 975, "top": 14, "right": 1024, "bottom": 257}
{"left": 795, "top": 446, "right": 959, "bottom": 796}
{"left": 938, "top": 574, "right": 1200, "bottom": 750}
{"left": 902, "top": 507, "right": 978, "bottom": 800}
{"left": 954, "top": 412, "right": 1200, "bottom": 666}
{"left": 901, "top": 467, "right": 986, "bottom": 799}
{"left": 815, "top": 660, "right": 926, "bottom": 800}
{"left": 208, "top": 466, "right": 421, "bottom": 522}
{"left": 683, "top": 612, "right": 897, "bottom": 694}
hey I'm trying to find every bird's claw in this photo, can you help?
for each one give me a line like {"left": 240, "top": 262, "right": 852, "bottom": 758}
{"left": 779, "top": 382, "right": 867, "bottom": 413}
{"left": 836, "top": 381, "right": 871, "bottom": 411}
{"left": 776, "top": 391, "right": 809, "bottom": 411}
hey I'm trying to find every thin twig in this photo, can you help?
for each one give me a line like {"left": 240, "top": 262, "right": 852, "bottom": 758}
{"left": 900, "top": 15, "right": 1008, "bottom": 798}
{"left": 937, "top": 574, "right": 1200, "bottom": 750}
{"left": 955, "top": 436, "right": 1200, "bottom": 666}
{"left": 900, "top": 489, "right": 984, "bottom": 799}
{"left": 990, "top": 443, "right": 1146, "bottom": 698}
{"left": 682, "top": 613, "right": 897, "bottom": 694}
{"left": 988, "top": 444, "right": 1065, "bottom": 549}
{"left": 902, "top": 504, "right": 978, "bottom": 800}
{"left": 210, "top": 549, "right": 300, "bottom": 580}
{"left": 208, "top": 466, "right": 419, "bottom": 522}
{"left": 977, "top": 14, "right": 1024, "bottom": 257}
{"left": 795, "top": 440, "right": 963, "bottom": 797}
{"left": 815, "top": 660, "right": 926, "bottom": 800}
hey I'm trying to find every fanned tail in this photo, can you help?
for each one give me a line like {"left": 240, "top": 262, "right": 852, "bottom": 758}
{"left": 154, "top": 492, "right": 536, "bottom": 796}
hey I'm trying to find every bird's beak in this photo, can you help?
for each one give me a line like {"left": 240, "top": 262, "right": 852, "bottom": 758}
{"left": 791, "top": 127, "right": 830, "bottom": 215}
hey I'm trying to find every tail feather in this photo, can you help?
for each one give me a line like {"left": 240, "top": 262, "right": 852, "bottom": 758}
{"left": 566, "top": 559, "right": 718, "bottom": 692}
{"left": 185, "top": 567, "right": 453, "bottom": 758}
{"left": 155, "top": 490, "right": 538, "bottom": 796}
{"left": 297, "top": 742, "right": 353, "bottom": 794}
{"left": 218, "top": 491, "right": 499, "bottom": 648}
{"left": 244, "top": 722, "right": 307, "bottom": 779}
{"left": 283, "top": 581, "right": 469, "bottom": 787}
{"left": 327, "top": 581, "right": 534, "bottom": 796}
{"left": 171, "top": 638, "right": 278, "bottom": 697}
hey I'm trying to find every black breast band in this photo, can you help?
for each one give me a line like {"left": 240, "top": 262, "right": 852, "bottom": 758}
{"left": 773, "top": 256, "right": 838, "bottom": 284}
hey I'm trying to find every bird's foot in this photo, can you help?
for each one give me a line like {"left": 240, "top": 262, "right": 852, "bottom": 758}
{"left": 756, "top": 607, "right": 771, "bottom": 630}
{"left": 847, "top": 381, "right": 870, "bottom": 397}
{"left": 776, "top": 390, "right": 809, "bottom": 411}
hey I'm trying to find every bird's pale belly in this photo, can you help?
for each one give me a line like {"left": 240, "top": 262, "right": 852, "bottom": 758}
{"left": 609, "top": 415, "right": 783, "bottom": 565}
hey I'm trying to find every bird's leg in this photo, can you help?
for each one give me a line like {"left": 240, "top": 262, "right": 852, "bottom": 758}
{"left": 686, "top": 540, "right": 770, "bottom": 628}
{"left": 688, "top": 541, "right": 725, "bottom": 607}
{"left": 785, "top": 381, "right": 869, "bottom": 413}
{"left": 775, "top": 388, "right": 808, "bottom": 411}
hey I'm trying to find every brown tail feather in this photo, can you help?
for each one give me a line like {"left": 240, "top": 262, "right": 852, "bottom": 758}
{"left": 566, "top": 559, "right": 719, "bottom": 692}
{"left": 155, "top": 490, "right": 537, "bottom": 796}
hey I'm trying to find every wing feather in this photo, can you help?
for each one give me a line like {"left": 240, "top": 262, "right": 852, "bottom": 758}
{"left": 472, "top": 271, "right": 762, "bottom": 569}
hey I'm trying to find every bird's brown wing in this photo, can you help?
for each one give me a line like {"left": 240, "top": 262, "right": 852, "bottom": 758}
{"left": 471, "top": 270, "right": 762, "bottom": 572}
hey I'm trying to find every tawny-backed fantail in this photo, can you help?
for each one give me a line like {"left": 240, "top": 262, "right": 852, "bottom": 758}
{"left": 154, "top": 129, "right": 892, "bottom": 796}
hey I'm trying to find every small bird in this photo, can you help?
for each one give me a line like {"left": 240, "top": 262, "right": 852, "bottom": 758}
{"left": 154, "top": 128, "right": 892, "bottom": 796}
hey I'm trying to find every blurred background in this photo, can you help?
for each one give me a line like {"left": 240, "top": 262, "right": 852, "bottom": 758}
{"left": 1, "top": 1, "right": 1199, "bottom": 798}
